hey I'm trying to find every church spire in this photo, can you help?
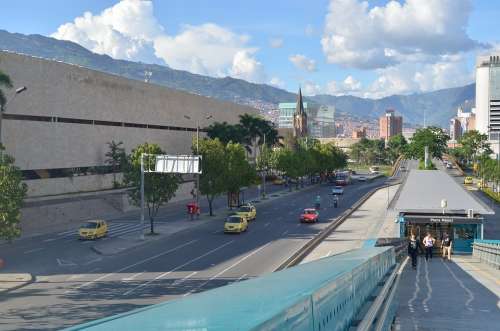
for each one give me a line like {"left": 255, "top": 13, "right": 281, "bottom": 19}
{"left": 293, "top": 87, "right": 308, "bottom": 138}
{"left": 296, "top": 87, "right": 305, "bottom": 115}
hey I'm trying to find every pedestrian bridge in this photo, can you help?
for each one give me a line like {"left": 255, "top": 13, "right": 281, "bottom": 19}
{"left": 65, "top": 241, "right": 500, "bottom": 331}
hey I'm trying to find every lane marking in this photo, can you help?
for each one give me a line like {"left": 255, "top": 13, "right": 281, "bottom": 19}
{"left": 172, "top": 271, "right": 198, "bottom": 286}
{"left": 24, "top": 247, "right": 45, "bottom": 254}
{"left": 43, "top": 238, "right": 57, "bottom": 242}
{"left": 264, "top": 223, "right": 270, "bottom": 227}
{"left": 57, "top": 258, "right": 77, "bottom": 266}
{"left": 68, "top": 239, "right": 198, "bottom": 293}
{"left": 122, "top": 271, "right": 146, "bottom": 282}
{"left": 123, "top": 240, "right": 234, "bottom": 296}
{"left": 83, "top": 257, "right": 102, "bottom": 265}
{"left": 185, "top": 242, "right": 271, "bottom": 296}
{"left": 282, "top": 230, "right": 289, "bottom": 236}
{"left": 236, "top": 273, "right": 248, "bottom": 282}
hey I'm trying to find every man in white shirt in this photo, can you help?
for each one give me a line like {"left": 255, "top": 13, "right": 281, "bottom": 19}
{"left": 423, "top": 233, "right": 435, "bottom": 261}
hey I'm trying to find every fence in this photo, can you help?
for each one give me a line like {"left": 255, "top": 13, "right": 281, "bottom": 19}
{"left": 65, "top": 247, "right": 396, "bottom": 331}
{"left": 473, "top": 240, "right": 500, "bottom": 269}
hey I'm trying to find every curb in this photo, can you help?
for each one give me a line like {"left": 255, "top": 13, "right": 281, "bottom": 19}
{"left": 275, "top": 180, "right": 402, "bottom": 271}
{"left": 0, "top": 273, "right": 35, "bottom": 295}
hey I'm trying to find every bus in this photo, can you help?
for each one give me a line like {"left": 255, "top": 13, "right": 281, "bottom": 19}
{"left": 335, "top": 171, "right": 351, "bottom": 186}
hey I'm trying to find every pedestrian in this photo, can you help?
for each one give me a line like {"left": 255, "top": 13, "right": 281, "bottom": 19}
{"left": 422, "top": 232, "right": 435, "bottom": 261}
{"left": 441, "top": 232, "right": 452, "bottom": 261}
{"left": 408, "top": 234, "right": 418, "bottom": 269}
{"left": 333, "top": 195, "right": 339, "bottom": 208}
{"left": 315, "top": 195, "right": 321, "bottom": 210}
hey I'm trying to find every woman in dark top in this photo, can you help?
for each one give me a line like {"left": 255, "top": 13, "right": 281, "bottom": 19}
{"left": 408, "top": 234, "right": 418, "bottom": 269}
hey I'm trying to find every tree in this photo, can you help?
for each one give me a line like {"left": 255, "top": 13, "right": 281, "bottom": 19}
{"left": 0, "top": 69, "right": 13, "bottom": 111}
{"left": 105, "top": 140, "right": 126, "bottom": 188}
{"left": 198, "top": 138, "right": 227, "bottom": 216}
{"left": 224, "top": 142, "right": 256, "bottom": 197}
{"left": 350, "top": 138, "right": 386, "bottom": 165}
{"left": 458, "top": 130, "right": 492, "bottom": 171}
{"left": 387, "top": 134, "right": 408, "bottom": 164}
{"left": 0, "top": 144, "right": 27, "bottom": 241}
{"left": 206, "top": 121, "right": 246, "bottom": 146}
{"left": 123, "top": 143, "right": 180, "bottom": 234}
{"left": 405, "top": 126, "right": 449, "bottom": 160}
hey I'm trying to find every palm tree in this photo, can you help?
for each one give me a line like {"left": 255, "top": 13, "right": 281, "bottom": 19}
{"left": 0, "top": 70, "right": 13, "bottom": 111}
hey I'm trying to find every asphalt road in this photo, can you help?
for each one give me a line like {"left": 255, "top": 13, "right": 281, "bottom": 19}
{"left": 0, "top": 176, "right": 387, "bottom": 330}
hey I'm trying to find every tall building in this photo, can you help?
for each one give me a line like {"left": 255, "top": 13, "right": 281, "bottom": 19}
{"left": 352, "top": 127, "right": 366, "bottom": 139}
{"left": 448, "top": 107, "right": 476, "bottom": 141}
{"left": 476, "top": 54, "right": 500, "bottom": 158}
{"left": 278, "top": 101, "right": 308, "bottom": 128}
{"left": 293, "top": 88, "right": 308, "bottom": 138}
{"left": 450, "top": 117, "right": 462, "bottom": 141}
{"left": 310, "top": 105, "right": 335, "bottom": 138}
{"left": 379, "top": 109, "right": 403, "bottom": 140}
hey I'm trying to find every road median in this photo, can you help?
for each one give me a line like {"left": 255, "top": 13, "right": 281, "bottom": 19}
{"left": 0, "top": 273, "right": 34, "bottom": 294}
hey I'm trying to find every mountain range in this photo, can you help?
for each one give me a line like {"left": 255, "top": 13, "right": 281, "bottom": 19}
{"left": 0, "top": 29, "right": 475, "bottom": 127}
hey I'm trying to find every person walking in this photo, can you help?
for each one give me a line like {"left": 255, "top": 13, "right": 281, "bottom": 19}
{"left": 423, "top": 232, "right": 435, "bottom": 261}
{"left": 315, "top": 195, "right": 321, "bottom": 210}
{"left": 441, "top": 232, "right": 452, "bottom": 261}
{"left": 408, "top": 234, "right": 419, "bottom": 269}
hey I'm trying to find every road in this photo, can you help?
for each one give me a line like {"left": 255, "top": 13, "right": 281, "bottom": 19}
{"left": 0, "top": 176, "right": 387, "bottom": 330}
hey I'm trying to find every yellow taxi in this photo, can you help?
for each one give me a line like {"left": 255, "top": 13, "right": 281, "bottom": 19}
{"left": 79, "top": 220, "right": 108, "bottom": 240}
{"left": 236, "top": 204, "right": 257, "bottom": 221}
{"left": 464, "top": 176, "right": 473, "bottom": 185}
{"left": 273, "top": 177, "right": 286, "bottom": 185}
{"left": 224, "top": 215, "right": 248, "bottom": 233}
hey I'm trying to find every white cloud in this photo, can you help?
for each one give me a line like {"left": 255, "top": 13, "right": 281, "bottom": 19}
{"left": 269, "top": 37, "right": 284, "bottom": 48}
{"left": 230, "top": 50, "right": 267, "bottom": 83}
{"left": 326, "top": 75, "right": 362, "bottom": 96}
{"left": 321, "top": 0, "right": 482, "bottom": 69}
{"left": 52, "top": 0, "right": 162, "bottom": 64}
{"left": 302, "top": 81, "right": 322, "bottom": 96}
{"left": 52, "top": 0, "right": 267, "bottom": 83}
{"left": 289, "top": 54, "right": 317, "bottom": 72}
{"left": 269, "top": 77, "right": 285, "bottom": 88}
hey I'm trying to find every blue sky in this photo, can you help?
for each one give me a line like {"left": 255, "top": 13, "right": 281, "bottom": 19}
{"left": 1, "top": 0, "right": 499, "bottom": 98}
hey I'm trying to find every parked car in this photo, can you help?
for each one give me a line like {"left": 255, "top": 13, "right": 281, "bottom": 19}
{"left": 224, "top": 215, "right": 248, "bottom": 233}
{"left": 331, "top": 186, "right": 344, "bottom": 195}
{"left": 79, "top": 220, "right": 108, "bottom": 240}
{"left": 300, "top": 208, "right": 319, "bottom": 223}
{"left": 272, "top": 177, "right": 286, "bottom": 185}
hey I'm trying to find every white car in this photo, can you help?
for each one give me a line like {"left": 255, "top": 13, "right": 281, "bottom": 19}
{"left": 331, "top": 186, "right": 344, "bottom": 195}
{"left": 358, "top": 176, "right": 367, "bottom": 182}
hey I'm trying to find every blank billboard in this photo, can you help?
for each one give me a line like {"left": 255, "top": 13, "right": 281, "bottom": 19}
{"left": 154, "top": 155, "right": 201, "bottom": 174}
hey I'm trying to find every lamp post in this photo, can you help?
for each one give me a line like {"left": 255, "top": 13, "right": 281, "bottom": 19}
{"left": 184, "top": 114, "right": 213, "bottom": 207}
{"left": 488, "top": 125, "right": 500, "bottom": 197}
{"left": 0, "top": 86, "right": 27, "bottom": 145}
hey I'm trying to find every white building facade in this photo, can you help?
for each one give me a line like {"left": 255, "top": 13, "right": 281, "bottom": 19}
{"left": 476, "top": 55, "right": 500, "bottom": 158}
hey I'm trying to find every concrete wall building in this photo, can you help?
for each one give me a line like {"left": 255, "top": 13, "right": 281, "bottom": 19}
{"left": 449, "top": 107, "right": 476, "bottom": 142}
{"left": 0, "top": 51, "right": 257, "bottom": 198}
{"left": 449, "top": 117, "right": 462, "bottom": 141}
{"left": 476, "top": 54, "right": 500, "bottom": 158}
{"left": 379, "top": 109, "right": 403, "bottom": 140}
{"left": 352, "top": 127, "right": 366, "bottom": 139}
{"left": 278, "top": 101, "right": 308, "bottom": 129}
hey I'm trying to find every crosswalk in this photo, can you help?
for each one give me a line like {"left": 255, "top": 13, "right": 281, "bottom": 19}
{"left": 54, "top": 221, "right": 149, "bottom": 241}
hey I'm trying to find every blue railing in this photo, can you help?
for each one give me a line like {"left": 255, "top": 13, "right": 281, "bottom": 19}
{"left": 65, "top": 247, "right": 395, "bottom": 331}
{"left": 473, "top": 239, "right": 500, "bottom": 269}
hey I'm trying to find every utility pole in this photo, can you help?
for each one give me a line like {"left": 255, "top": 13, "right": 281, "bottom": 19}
{"left": 140, "top": 153, "right": 145, "bottom": 240}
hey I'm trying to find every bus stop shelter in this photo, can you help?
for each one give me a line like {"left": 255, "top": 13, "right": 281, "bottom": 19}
{"left": 394, "top": 170, "right": 495, "bottom": 253}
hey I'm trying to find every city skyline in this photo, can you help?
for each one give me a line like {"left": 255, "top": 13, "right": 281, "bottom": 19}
{"left": 1, "top": 0, "right": 499, "bottom": 98}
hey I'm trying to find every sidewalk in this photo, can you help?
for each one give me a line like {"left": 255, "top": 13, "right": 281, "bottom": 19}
{"left": 301, "top": 184, "right": 400, "bottom": 263}
{"left": 0, "top": 273, "right": 33, "bottom": 294}
{"left": 92, "top": 183, "right": 320, "bottom": 255}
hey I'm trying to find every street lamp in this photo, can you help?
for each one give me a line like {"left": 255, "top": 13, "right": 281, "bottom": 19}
{"left": 184, "top": 114, "right": 213, "bottom": 207}
{"left": 0, "top": 86, "right": 27, "bottom": 145}
{"left": 488, "top": 125, "right": 500, "bottom": 196}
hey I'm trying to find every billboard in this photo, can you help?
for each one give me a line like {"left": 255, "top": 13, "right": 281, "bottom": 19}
{"left": 153, "top": 155, "right": 201, "bottom": 174}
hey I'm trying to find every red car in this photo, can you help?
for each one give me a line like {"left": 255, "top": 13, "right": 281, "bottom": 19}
{"left": 300, "top": 208, "right": 319, "bottom": 223}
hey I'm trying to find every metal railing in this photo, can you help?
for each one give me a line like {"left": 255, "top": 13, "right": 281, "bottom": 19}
{"left": 473, "top": 240, "right": 500, "bottom": 269}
